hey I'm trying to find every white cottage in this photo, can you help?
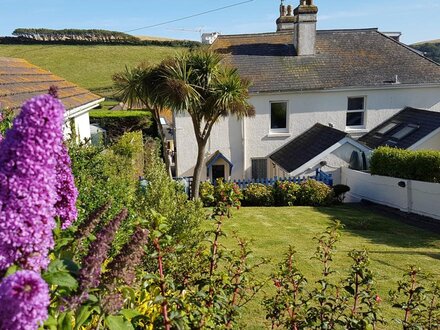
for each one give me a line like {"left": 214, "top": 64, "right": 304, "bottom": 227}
{"left": 174, "top": 0, "right": 440, "bottom": 183}
{"left": 0, "top": 57, "right": 104, "bottom": 140}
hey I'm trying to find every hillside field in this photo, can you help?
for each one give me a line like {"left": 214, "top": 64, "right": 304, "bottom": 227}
{"left": 0, "top": 44, "right": 187, "bottom": 96}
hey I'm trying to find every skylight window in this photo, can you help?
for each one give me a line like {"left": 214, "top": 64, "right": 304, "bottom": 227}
{"left": 377, "top": 121, "right": 400, "bottom": 135}
{"left": 391, "top": 124, "right": 419, "bottom": 141}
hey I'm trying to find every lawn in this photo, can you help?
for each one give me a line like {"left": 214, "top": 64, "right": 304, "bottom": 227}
{"left": 0, "top": 44, "right": 186, "bottom": 96}
{"left": 210, "top": 205, "right": 440, "bottom": 329}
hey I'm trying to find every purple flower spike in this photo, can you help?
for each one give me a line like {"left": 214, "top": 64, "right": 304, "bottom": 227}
{"left": 0, "top": 270, "right": 50, "bottom": 330}
{"left": 55, "top": 144, "right": 78, "bottom": 229}
{"left": 0, "top": 94, "right": 64, "bottom": 272}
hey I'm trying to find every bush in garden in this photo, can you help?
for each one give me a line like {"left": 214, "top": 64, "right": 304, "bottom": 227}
{"left": 297, "top": 179, "right": 333, "bottom": 206}
{"left": 332, "top": 184, "right": 350, "bottom": 204}
{"left": 242, "top": 183, "right": 274, "bottom": 206}
{"left": 200, "top": 181, "right": 215, "bottom": 207}
{"left": 68, "top": 130, "right": 144, "bottom": 227}
{"left": 273, "top": 180, "right": 301, "bottom": 206}
{"left": 90, "top": 110, "right": 156, "bottom": 142}
{"left": 370, "top": 146, "right": 440, "bottom": 183}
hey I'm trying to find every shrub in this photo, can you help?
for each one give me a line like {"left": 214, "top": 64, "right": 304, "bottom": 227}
{"left": 242, "top": 183, "right": 274, "bottom": 206}
{"left": 370, "top": 147, "right": 440, "bottom": 183}
{"left": 200, "top": 181, "right": 215, "bottom": 207}
{"left": 90, "top": 110, "right": 156, "bottom": 142}
{"left": 273, "top": 181, "right": 301, "bottom": 206}
{"left": 297, "top": 179, "right": 333, "bottom": 206}
{"left": 332, "top": 184, "right": 350, "bottom": 203}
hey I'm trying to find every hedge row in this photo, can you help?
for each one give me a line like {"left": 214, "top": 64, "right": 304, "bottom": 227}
{"left": 0, "top": 36, "right": 201, "bottom": 48}
{"left": 201, "top": 179, "right": 348, "bottom": 207}
{"left": 90, "top": 110, "right": 156, "bottom": 142}
{"left": 370, "top": 147, "right": 440, "bottom": 183}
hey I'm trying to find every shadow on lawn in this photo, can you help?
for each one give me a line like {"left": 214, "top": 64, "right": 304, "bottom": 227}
{"left": 316, "top": 204, "right": 440, "bottom": 249}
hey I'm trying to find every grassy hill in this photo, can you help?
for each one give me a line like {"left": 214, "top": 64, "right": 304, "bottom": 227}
{"left": 411, "top": 42, "right": 440, "bottom": 63}
{"left": 0, "top": 44, "right": 187, "bottom": 96}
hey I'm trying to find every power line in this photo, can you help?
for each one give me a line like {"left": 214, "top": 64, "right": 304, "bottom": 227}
{"left": 125, "top": 0, "right": 255, "bottom": 33}
{"left": 7, "top": 0, "right": 256, "bottom": 57}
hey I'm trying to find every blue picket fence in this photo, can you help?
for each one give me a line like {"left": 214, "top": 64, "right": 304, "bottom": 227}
{"left": 230, "top": 169, "right": 333, "bottom": 190}
{"left": 172, "top": 169, "right": 333, "bottom": 198}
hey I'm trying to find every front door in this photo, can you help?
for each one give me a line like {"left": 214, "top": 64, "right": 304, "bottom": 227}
{"left": 212, "top": 165, "right": 225, "bottom": 184}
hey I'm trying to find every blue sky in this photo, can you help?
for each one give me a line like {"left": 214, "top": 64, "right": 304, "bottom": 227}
{"left": 1, "top": 0, "right": 440, "bottom": 44}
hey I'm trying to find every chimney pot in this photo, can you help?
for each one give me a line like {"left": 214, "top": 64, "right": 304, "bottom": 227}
{"left": 287, "top": 5, "right": 293, "bottom": 16}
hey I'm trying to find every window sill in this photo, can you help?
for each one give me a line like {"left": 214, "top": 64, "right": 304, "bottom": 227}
{"left": 266, "top": 132, "right": 291, "bottom": 139}
{"left": 345, "top": 127, "right": 368, "bottom": 133}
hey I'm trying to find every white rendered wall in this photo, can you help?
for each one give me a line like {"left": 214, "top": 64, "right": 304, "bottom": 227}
{"left": 341, "top": 168, "right": 440, "bottom": 221}
{"left": 175, "top": 86, "right": 440, "bottom": 179}
{"left": 175, "top": 116, "right": 244, "bottom": 179}
{"left": 74, "top": 112, "right": 91, "bottom": 141}
{"left": 413, "top": 131, "right": 440, "bottom": 151}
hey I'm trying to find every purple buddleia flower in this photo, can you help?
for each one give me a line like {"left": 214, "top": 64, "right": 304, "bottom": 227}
{"left": 0, "top": 94, "right": 64, "bottom": 272}
{"left": 55, "top": 144, "right": 78, "bottom": 229}
{"left": 73, "top": 208, "right": 128, "bottom": 306}
{"left": 104, "top": 227, "right": 149, "bottom": 289}
{"left": 0, "top": 270, "right": 50, "bottom": 330}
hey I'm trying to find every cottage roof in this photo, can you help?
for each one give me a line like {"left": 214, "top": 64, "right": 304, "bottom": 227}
{"left": 0, "top": 57, "right": 102, "bottom": 111}
{"left": 211, "top": 29, "right": 440, "bottom": 94}
{"left": 359, "top": 107, "right": 440, "bottom": 149}
{"left": 270, "top": 123, "right": 348, "bottom": 173}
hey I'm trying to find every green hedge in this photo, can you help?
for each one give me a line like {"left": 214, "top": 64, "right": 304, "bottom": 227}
{"left": 370, "top": 147, "right": 440, "bottom": 183}
{"left": 200, "top": 179, "right": 335, "bottom": 207}
{"left": 90, "top": 110, "right": 156, "bottom": 142}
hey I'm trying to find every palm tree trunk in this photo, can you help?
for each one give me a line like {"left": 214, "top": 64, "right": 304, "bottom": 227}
{"left": 192, "top": 138, "right": 207, "bottom": 199}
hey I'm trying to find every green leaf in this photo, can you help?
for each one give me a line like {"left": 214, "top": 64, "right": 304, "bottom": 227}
{"left": 58, "top": 312, "right": 73, "bottom": 330}
{"left": 120, "top": 309, "right": 142, "bottom": 320}
{"left": 105, "top": 315, "right": 134, "bottom": 330}
{"left": 43, "top": 270, "right": 78, "bottom": 289}
{"left": 74, "top": 305, "right": 92, "bottom": 330}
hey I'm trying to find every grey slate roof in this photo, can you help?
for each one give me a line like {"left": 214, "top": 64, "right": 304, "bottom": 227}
{"left": 211, "top": 29, "right": 440, "bottom": 94}
{"left": 359, "top": 107, "right": 440, "bottom": 149}
{"left": 270, "top": 123, "right": 348, "bottom": 173}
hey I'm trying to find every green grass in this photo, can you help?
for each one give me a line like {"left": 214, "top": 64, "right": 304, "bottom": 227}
{"left": 0, "top": 45, "right": 186, "bottom": 95}
{"left": 207, "top": 205, "right": 440, "bottom": 329}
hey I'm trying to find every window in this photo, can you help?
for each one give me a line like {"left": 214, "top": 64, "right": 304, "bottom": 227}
{"left": 346, "top": 97, "right": 366, "bottom": 128}
{"left": 391, "top": 124, "right": 419, "bottom": 140}
{"left": 251, "top": 159, "right": 267, "bottom": 179}
{"left": 377, "top": 121, "right": 401, "bottom": 135}
{"left": 271, "top": 102, "right": 288, "bottom": 131}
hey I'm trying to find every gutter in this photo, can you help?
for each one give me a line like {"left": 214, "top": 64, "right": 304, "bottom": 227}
{"left": 249, "top": 83, "right": 440, "bottom": 96}
{"left": 64, "top": 98, "right": 105, "bottom": 120}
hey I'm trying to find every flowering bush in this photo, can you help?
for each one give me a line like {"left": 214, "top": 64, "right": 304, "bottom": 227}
{"left": 242, "top": 183, "right": 274, "bottom": 206}
{"left": 200, "top": 180, "right": 215, "bottom": 206}
{"left": 273, "top": 181, "right": 301, "bottom": 206}
{"left": 297, "top": 179, "right": 333, "bottom": 206}
{"left": 0, "top": 95, "right": 64, "bottom": 272}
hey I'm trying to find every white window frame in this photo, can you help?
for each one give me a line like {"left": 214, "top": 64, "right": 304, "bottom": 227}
{"left": 269, "top": 100, "right": 289, "bottom": 133}
{"left": 346, "top": 96, "right": 367, "bottom": 130}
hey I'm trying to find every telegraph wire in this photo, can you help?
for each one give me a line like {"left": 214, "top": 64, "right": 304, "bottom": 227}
{"left": 125, "top": 0, "right": 255, "bottom": 33}
{"left": 7, "top": 0, "right": 256, "bottom": 56}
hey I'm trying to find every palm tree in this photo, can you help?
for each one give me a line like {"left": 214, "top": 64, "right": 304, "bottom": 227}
{"left": 113, "top": 64, "right": 173, "bottom": 177}
{"left": 158, "top": 49, "right": 255, "bottom": 198}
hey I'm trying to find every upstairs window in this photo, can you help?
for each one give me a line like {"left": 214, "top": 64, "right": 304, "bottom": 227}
{"left": 271, "top": 102, "right": 288, "bottom": 132}
{"left": 346, "top": 97, "right": 365, "bottom": 128}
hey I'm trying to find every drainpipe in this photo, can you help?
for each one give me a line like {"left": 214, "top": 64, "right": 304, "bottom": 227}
{"left": 242, "top": 117, "right": 247, "bottom": 179}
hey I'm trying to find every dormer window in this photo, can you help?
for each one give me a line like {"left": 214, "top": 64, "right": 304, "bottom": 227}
{"left": 270, "top": 101, "right": 288, "bottom": 132}
{"left": 346, "top": 97, "right": 366, "bottom": 128}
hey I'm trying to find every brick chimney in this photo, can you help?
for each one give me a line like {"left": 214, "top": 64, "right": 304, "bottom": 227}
{"left": 293, "top": 0, "right": 318, "bottom": 56}
{"left": 276, "top": 1, "right": 295, "bottom": 32}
